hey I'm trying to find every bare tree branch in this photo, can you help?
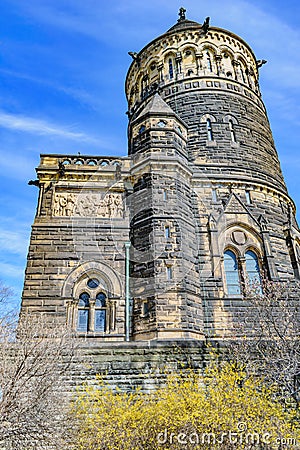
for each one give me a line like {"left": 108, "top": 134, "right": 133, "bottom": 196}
{"left": 228, "top": 278, "right": 300, "bottom": 405}
{"left": 0, "top": 314, "right": 77, "bottom": 449}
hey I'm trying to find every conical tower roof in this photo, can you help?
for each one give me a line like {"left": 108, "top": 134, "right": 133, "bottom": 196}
{"left": 136, "top": 93, "right": 176, "bottom": 118}
{"left": 132, "top": 93, "right": 188, "bottom": 129}
{"left": 167, "top": 19, "right": 202, "bottom": 33}
{"left": 167, "top": 7, "right": 203, "bottom": 33}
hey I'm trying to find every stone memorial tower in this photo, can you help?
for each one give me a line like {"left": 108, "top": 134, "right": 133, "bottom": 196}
{"left": 21, "top": 9, "right": 300, "bottom": 350}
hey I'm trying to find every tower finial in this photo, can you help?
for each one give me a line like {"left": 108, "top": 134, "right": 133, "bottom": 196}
{"left": 178, "top": 7, "right": 186, "bottom": 21}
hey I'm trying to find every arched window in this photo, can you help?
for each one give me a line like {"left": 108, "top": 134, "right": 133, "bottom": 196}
{"left": 240, "top": 68, "right": 246, "bottom": 83}
{"left": 229, "top": 119, "right": 236, "bottom": 142}
{"left": 169, "top": 58, "right": 174, "bottom": 80}
{"left": 245, "top": 251, "right": 261, "bottom": 288}
{"left": 224, "top": 250, "right": 241, "bottom": 295}
{"left": 95, "top": 292, "right": 107, "bottom": 332}
{"left": 207, "top": 118, "right": 213, "bottom": 141}
{"left": 206, "top": 52, "right": 213, "bottom": 72}
{"left": 141, "top": 76, "right": 149, "bottom": 99}
{"left": 77, "top": 292, "right": 90, "bottom": 332}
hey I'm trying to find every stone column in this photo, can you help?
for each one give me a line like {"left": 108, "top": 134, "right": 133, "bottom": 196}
{"left": 89, "top": 300, "right": 95, "bottom": 332}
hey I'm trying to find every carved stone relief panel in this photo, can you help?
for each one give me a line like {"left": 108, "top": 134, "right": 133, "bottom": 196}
{"left": 52, "top": 192, "right": 124, "bottom": 218}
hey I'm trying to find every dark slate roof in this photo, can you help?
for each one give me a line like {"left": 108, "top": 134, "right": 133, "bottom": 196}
{"left": 167, "top": 19, "right": 202, "bottom": 33}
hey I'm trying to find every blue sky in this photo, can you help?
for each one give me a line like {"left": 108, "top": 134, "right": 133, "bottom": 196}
{"left": 0, "top": 0, "right": 299, "bottom": 306}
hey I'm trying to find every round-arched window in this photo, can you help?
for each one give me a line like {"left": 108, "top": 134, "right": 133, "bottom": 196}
{"left": 245, "top": 251, "right": 261, "bottom": 288}
{"left": 96, "top": 292, "right": 106, "bottom": 307}
{"left": 77, "top": 292, "right": 90, "bottom": 331}
{"left": 95, "top": 292, "right": 107, "bottom": 331}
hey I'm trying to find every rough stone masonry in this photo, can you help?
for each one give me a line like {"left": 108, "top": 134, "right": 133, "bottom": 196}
{"left": 21, "top": 10, "right": 300, "bottom": 387}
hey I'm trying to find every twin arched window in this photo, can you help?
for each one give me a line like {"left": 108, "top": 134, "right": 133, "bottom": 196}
{"left": 77, "top": 288, "right": 107, "bottom": 332}
{"left": 202, "top": 115, "right": 238, "bottom": 144}
{"left": 224, "top": 249, "right": 261, "bottom": 296}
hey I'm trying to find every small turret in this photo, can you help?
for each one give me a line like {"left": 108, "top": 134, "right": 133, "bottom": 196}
{"left": 129, "top": 93, "right": 188, "bottom": 159}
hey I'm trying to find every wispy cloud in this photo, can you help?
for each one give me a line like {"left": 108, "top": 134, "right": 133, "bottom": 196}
{"left": 6, "top": 0, "right": 172, "bottom": 43}
{"left": 0, "top": 228, "right": 29, "bottom": 256}
{"left": 0, "top": 69, "right": 104, "bottom": 110}
{"left": 0, "top": 261, "right": 24, "bottom": 278}
{"left": 0, "top": 110, "right": 98, "bottom": 142}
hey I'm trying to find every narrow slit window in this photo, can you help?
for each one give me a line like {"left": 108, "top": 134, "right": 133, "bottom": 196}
{"left": 165, "top": 226, "right": 170, "bottom": 239}
{"left": 167, "top": 266, "right": 173, "bottom": 280}
{"left": 207, "top": 118, "right": 213, "bottom": 141}
{"left": 245, "top": 191, "right": 251, "bottom": 205}
{"left": 163, "top": 190, "right": 167, "bottom": 201}
{"left": 142, "top": 301, "right": 149, "bottom": 316}
{"left": 229, "top": 119, "right": 236, "bottom": 142}
{"left": 212, "top": 188, "right": 217, "bottom": 202}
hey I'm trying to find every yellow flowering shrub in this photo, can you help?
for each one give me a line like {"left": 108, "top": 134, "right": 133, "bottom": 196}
{"left": 70, "top": 361, "right": 299, "bottom": 449}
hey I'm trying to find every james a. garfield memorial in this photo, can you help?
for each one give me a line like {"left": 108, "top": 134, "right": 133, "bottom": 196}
{"left": 21, "top": 9, "right": 300, "bottom": 385}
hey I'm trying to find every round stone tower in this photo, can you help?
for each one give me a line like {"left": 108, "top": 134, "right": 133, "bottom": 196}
{"left": 125, "top": 9, "right": 300, "bottom": 339}
{"left": 126, "top": 10, "right": 286, "bottom": 193}
{"left": 21, "top": 9, "right": 300, "bottom": 345}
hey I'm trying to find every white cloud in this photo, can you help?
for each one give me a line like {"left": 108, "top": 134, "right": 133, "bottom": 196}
{"left": 0, "top": 69, "right": 104, "bottom": 110}
{"left": 0, "top": 110, "right": 99, "bottom": 142}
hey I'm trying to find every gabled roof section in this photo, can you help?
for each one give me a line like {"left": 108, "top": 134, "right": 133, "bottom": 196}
{"left": 223, "top": 193, "right": 251, "bottom": 215}
{"left": 216, "top": 192, "right": 260, "bottom": 229}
